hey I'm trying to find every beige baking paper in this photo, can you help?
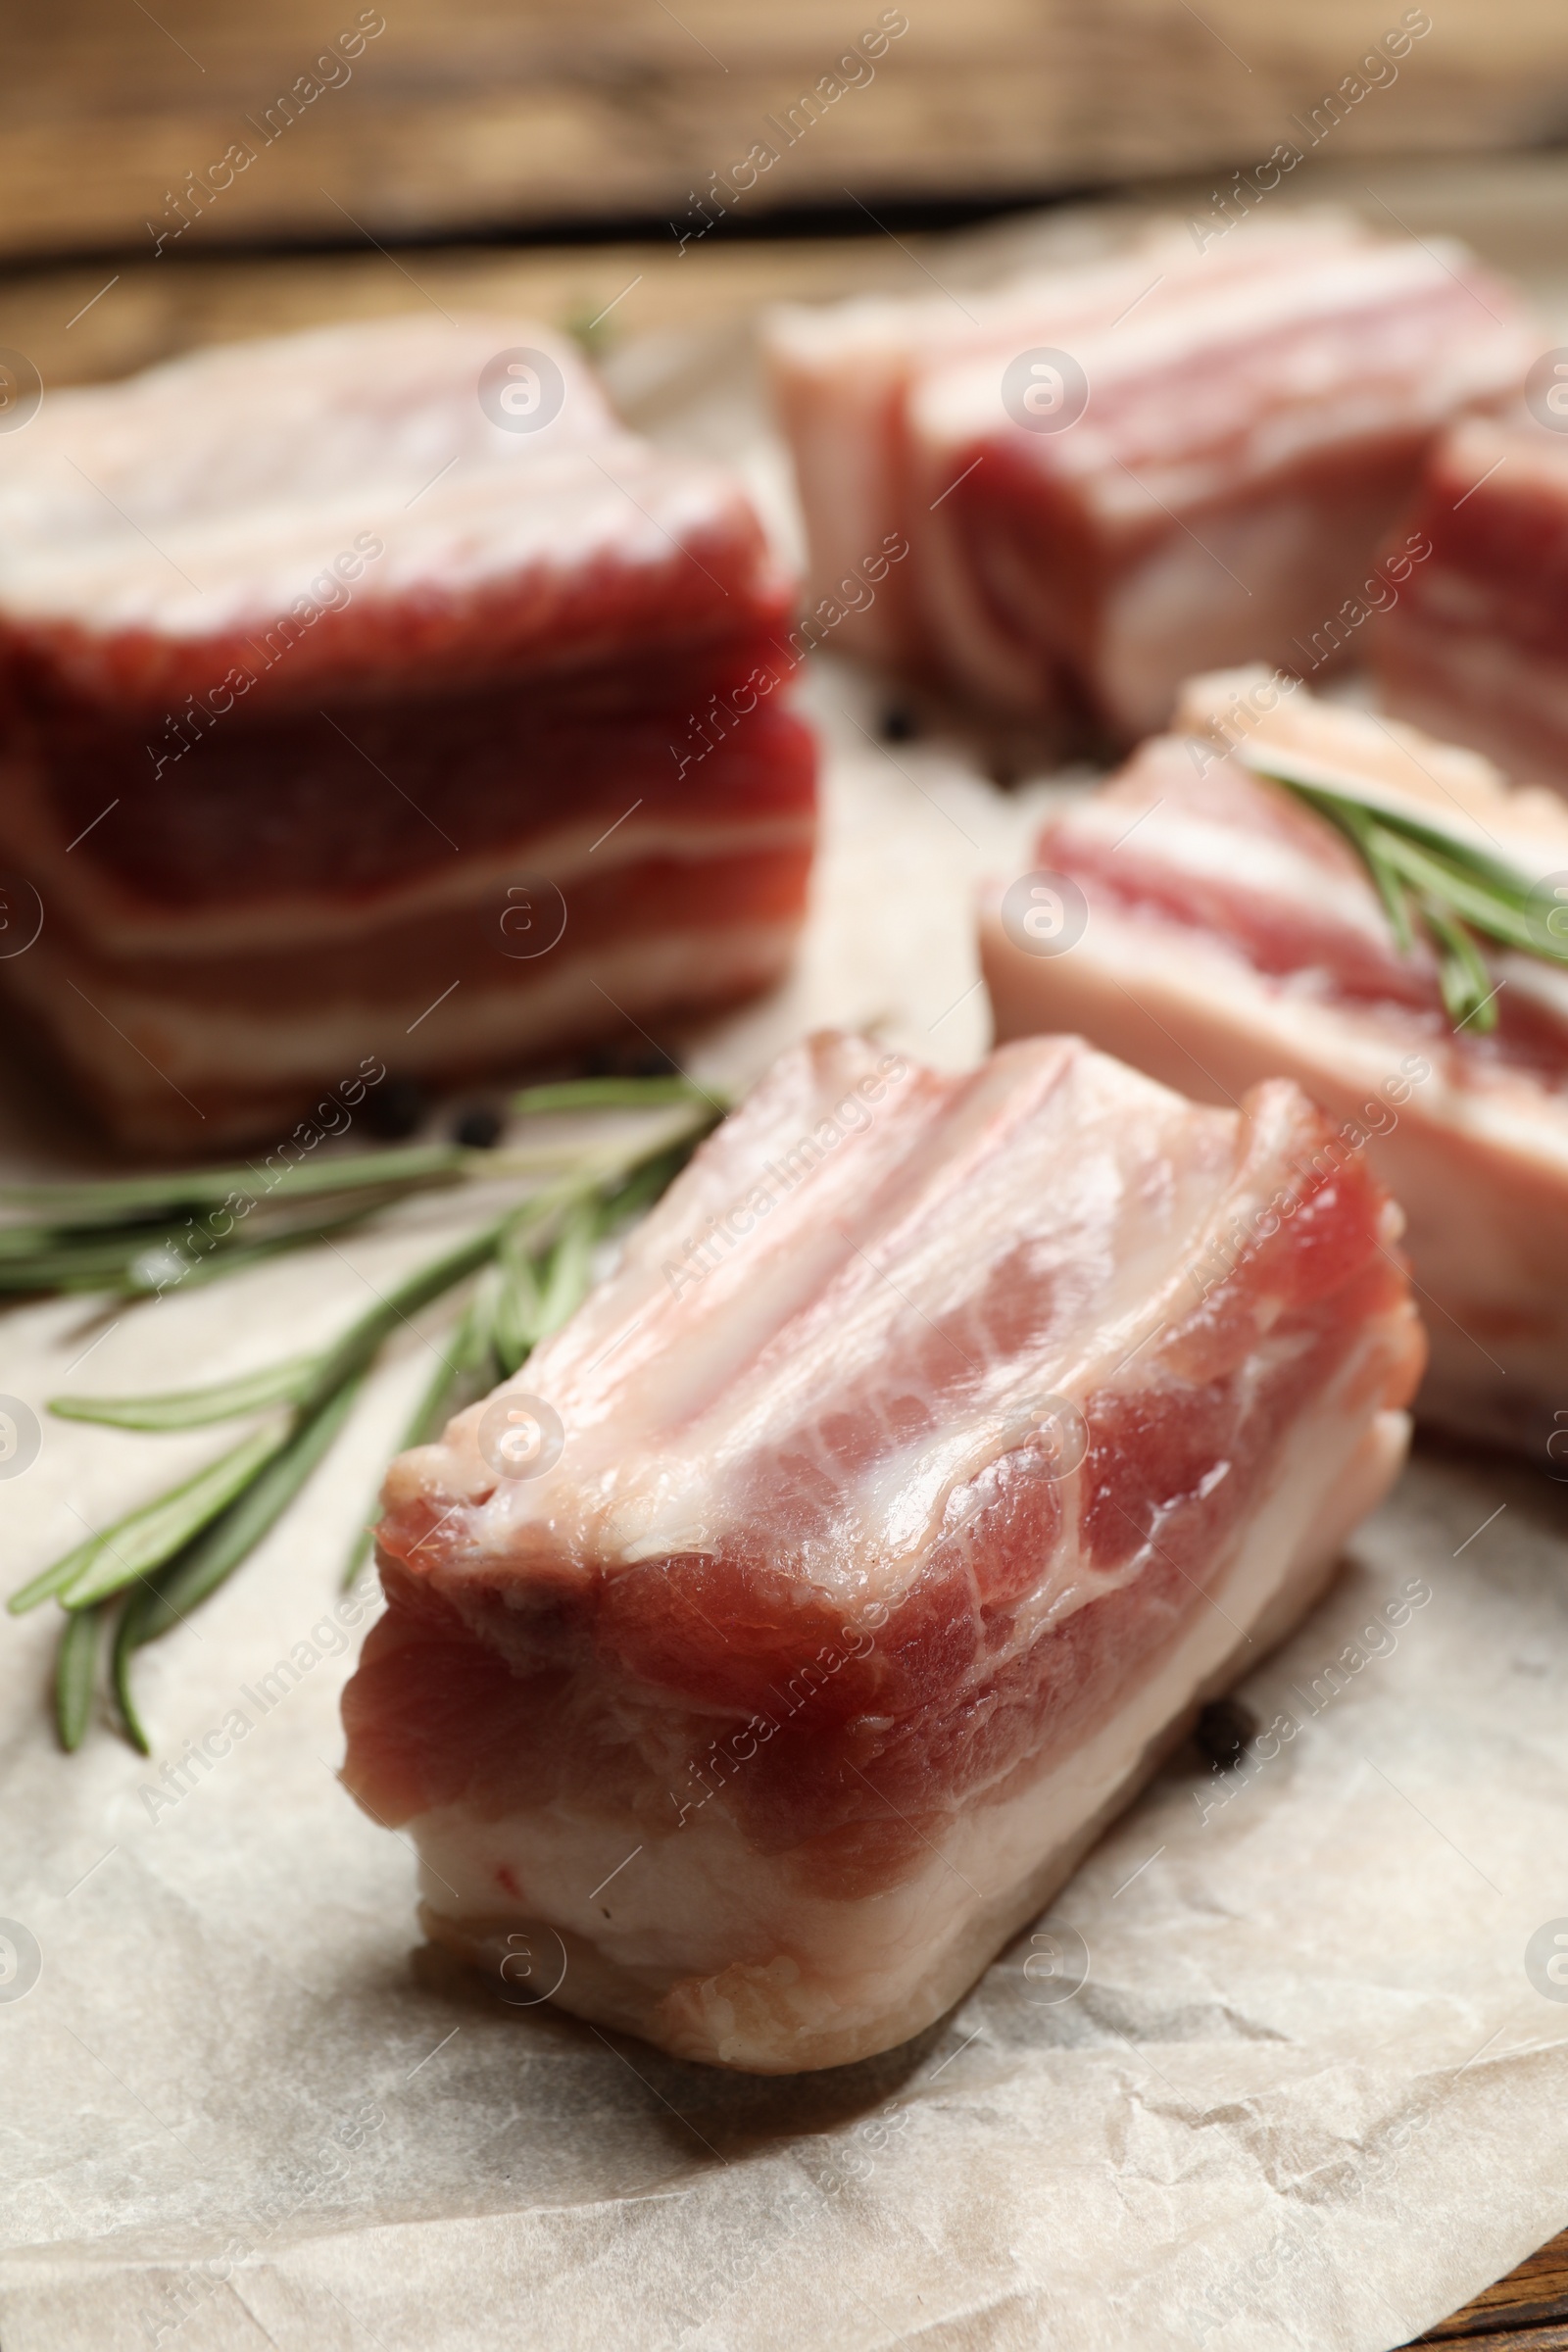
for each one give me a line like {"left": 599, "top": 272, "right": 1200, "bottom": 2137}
{"left": 4, "top": 175, "right": 1568, "bottom": 2351}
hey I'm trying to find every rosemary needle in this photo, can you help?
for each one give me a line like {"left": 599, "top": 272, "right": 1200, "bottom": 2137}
{"left": 112, "top": 1376, "right": 368, "bottom": 1752}
{"left": 56, "top": 1606, "right": 103, "bottom": 1752}
{"left": 52, "top": 1354, "right": 319, "bottom": 1431}
{"left": 1239, "top": 743, "right": 1568, "bottom": 1035}
{"left": 24, "top": 1420, "right": 294, "bottom": 1614}
{"left": 11, "top": 1082, "right": 723, "bottom": 1753}
{"left": 0, "top": 1141, "right": 470, "bottom": 1228}
{"left": 513, "top": 1076, "right": 717, "bottom": 1115}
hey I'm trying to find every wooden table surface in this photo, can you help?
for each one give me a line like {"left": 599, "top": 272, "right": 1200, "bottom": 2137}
{"left": 1410, "top": 2228, "right": 1568, "bottom": 2347}
{"left": 1, "top": 167, "right": 1563, "bottom": 2352}
{"left": 6, "top": 0, "right": 1568, "bottom": 263}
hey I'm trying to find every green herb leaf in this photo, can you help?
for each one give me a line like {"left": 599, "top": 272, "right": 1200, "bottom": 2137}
{"left": 55, "top": 1606, "right": 102, "bottom": 1751}
{"left": 1421, "top": 896, "right": 1497, "bottom": 1031}
{"left": 0, "top": 1228, "right": 192, "bottom": 1294}
{"left": 0, "top": 1141, "right": 468, "bottom": 1232}
{"left": 9, "top": 1420, "right": 293, "bottom": 1616}
{"left": 114, "top": 1379, "right": 367, "bottom": 1746}
{"left": 1240, "top": 744, "right": 1568, "bottom": 1032}
{"left": 19, "top": 1092, "right": 723, "bottom": 1748}
{"left": 489, "top": 1243, "right": 544, "bottom": 1378}
{"left": 122, "top": 1206, "right": 387, "bottom": 1296}
{"left": 1327, "top": 799, "right": 1416, "bottom": 956}
{"left": 512, "top": 1075, "right": 720, "bottom": 1116}
{"left": 9, "top": 1531, "right": 106, "bottom": 1616}
{"left": 50, "top": 1353, "right": 319, "bottom": 1430}
{"left": 122, "top": 1380, "right": 366, "bottom": 1650}
{"left": 110, "top": 1611, "right": 151, "bottom": 1756}
{"left": 297, "top": 1219, "right": 508, "bottom": 1416}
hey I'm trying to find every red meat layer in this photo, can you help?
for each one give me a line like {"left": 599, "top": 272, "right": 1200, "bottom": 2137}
{"left": 343, "top": 1089, "right": 1407, "bottom": 1902}
{"left": 13, "top": 647, "right": 811, "bottom": 912}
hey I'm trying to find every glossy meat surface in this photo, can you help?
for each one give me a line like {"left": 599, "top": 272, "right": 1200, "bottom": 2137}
{"left": 1372, "top": 410, "right": 1568, "bottom": 794}
{"left": 343, "top": 1030, "right": 1420, "bottom": 2069}
{"left": 766, "top": 218, "right": 1533, "bottom": 740}
{"left": 0, "top": 315, "right": 815, "bottom": 1146}
{"left": 984, "top": 668, "right": 1568, "bottom": 1452}
{"left": 0, "top": 315, "right": 783, "bottom": 712}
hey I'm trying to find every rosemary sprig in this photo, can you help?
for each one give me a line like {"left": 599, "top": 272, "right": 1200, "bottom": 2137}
{"left": 9, "top": 1419, "right": 294, "bottom": 1616}
{"left": 51, "top": 1354, "right": 319, "bottom": 1431}
{"left": 0, "top": 1139, "right": 470, "bottom": 1227}
{"left": 7, "top": 1079, "right": 722, "bottom": 1750}
{"left": 111, "top": 1376, "right": 368, "bottom": 1754}
{"left": 1238, "top": 743, "right": 1568, "bottom": 1035}
{"left": 0, "top": 1078, "right": 714, "bottom": 1298}
{"left": 56, "top": 1606, "right": 103, "bottom": 1754}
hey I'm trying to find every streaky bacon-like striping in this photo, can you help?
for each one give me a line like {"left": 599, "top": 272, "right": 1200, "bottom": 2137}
{"left": 1373, "top": 409, "right": 1568, "bottom": 794}
{"left": 983, "top": 664, "right": 1568, "bottom": 1461}
{"left": 765, "top": 215, "right": 1534, "bottom": 743}
{"left": 343, "top": 1029, "right": 1421, "bottom": 2070}
{"left": 0, "top": 313, "right": 816, "bottom": 1148}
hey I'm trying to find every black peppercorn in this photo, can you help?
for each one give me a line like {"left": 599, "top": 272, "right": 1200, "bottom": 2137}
{"left": 1194, "top": 1695, "right": 1257, "bottom": 1770}
{"left": 453, "top": 1104, "right": 504, "bottom": 1150}
{"left": 362, "top": 1076, "right": 431, "bottom": 1140}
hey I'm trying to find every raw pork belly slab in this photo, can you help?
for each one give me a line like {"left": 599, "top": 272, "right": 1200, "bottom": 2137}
{"left": 342, "top": 1029, "right": 1420, "bottom": 2073}
{"left": 764, "top": 216, "right": 1533, "bottom": 742}
{"left": 982, "top": 667, "right": 1568, "bottom": 1453}
{"left": 1372, "top": 409, "right": 1568, "bottom": 793}
{"left": 0, "top": 316, "right": 814, "bottom": 1149}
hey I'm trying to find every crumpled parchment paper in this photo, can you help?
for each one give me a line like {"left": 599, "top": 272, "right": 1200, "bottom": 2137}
{"left": 4, "top": 189, "right": 1568, "bottom": 2346}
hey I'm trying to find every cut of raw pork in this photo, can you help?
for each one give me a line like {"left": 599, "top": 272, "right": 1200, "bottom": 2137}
{"left": 764, "top": 215, "right": 1534, "bottom": 742}
{"left": 982, "top": 666, "right": 1568, "bottom": 1455}
{"left": 342, "top": 1028, "right": 1420, "bottom": 2072}
{"left": 0, "top": 316, "right": 815, "bottom": 1150}
{"left": 1372, "top": 407, "right": 1568, "bottom": 794}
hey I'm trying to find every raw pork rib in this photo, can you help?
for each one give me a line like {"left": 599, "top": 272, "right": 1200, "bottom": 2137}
{"left": 765, "top": 216, "right": 1533, "bottom": 741}
{"left": 1372, "top": 409, "right": 1568, "bottom": 793}
{"left": 983, "top": 667, "right": 1568, "bottom": 1453}
{"left": 342, "top": 1029, "right": 1420, "bottom": 2072}
{"left": 0, "top": 317, "right": 814, "bottom": 1149}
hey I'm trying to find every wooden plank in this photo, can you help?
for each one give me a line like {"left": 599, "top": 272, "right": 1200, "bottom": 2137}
{"left": 8, "top": 150, "right": 1568, "bottom": 405}
{"left": 1429, "top": 2324, "right": 1568, "bottom": 2342}
{"left": 1417, "top": 2227, "right": 1568, "bottom": 2342}
{"left": 5, "top": 0, "right": 1568, "bottom": 262}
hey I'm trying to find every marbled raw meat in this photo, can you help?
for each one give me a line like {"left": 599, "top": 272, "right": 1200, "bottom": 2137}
{"left": 342, "top": 1028, "right": 1420, "bottom": 2071}
{"left": 0, "top": 316, "right": 814, "bottom": 1148}
{"left": 1372, "top": 408, "right": 1568, "bottom": 795}
{"left": 983, "top": 667, "right": 1568, "bottom": 1454}
{"left": 765, "top": 216, "right": 1533, "bottom": 741}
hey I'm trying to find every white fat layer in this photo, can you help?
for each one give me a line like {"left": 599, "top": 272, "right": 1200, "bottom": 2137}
{"left": 0, "top": 315, "right": 762, "bottom": 638}
{"left": 763, "top": 215, "right": 1370, "bottom": 374}
{"left": 1178, "top": 665, "right": 1568, "bottom": 853}
{"left": 423, "top": 1039, "right": 1271, "bottom": 1597}
{"left": 1059, "top": 799, "right": 1391, "bottom": 942}
{"left": 912, "top": 239, "right": 1515, "bottom": 452}
{"left": 983, "top": 896, "right": 1568, "bottom": 1445}
{"left": 990, "top": 894, "right": 1568, "bottom": 1179}
{"left": 1, "top": 452, "right": 743, "bottom": 631}
{"left": 5, "top": 921, "right": 799, "bottom": 1096}
{"left": 5, "top": 812, "right": 812, "bottom": 958}
{"left": 1434, "top": 412, "right": 1568, "bottom": 500}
